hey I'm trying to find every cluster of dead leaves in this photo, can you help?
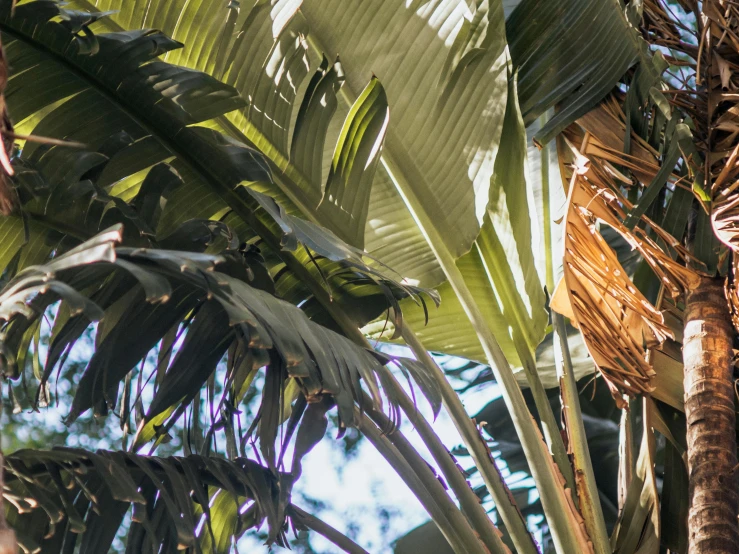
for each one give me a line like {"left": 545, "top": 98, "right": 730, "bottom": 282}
{"left": 552, "top": 101, "right": 697, "bottom": 406}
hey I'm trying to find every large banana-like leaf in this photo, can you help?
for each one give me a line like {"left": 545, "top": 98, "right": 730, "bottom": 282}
{"left": 296, "top": 0, "right": 508, "bottom": 258}
{"left": 0, "top": 0, "right": 434, "bottom": 336}
{"left": 380, "top": 0, "right": 655, "bottom": 367}
{"left": 507, "top": 0, "right": 656, "bottom": 145}
{"left": 377, "top": 77, "right": 552, "bottom": 368}
{"left": 79, "top": 0, "right": 445, "bottom": 285}
{"left": 374, "top": 111, "right": 569, "bottom": 375}
{"left": 74, "top": 0, "right": 554, "bottom": 369}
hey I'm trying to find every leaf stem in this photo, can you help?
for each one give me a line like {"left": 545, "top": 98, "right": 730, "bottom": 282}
{"left": 372, "top": 373, "right": 511, "bottom": 554}
{"left": 400, "top": 321, "right": 536, "bottom": 554}
{"left": 0, "top": 448, "right": 18, "bottom": 554}
{"left": 356, "top": 407, "right": 489, "bottom": 554}
{"left": 289, "top": 504, "right": 370, "bottom": 554}
{"left": 378, "top": 147, "right": 592, "bottom": 552}
{"left": 554, "top": 312, "right": 610, "bottom": 554}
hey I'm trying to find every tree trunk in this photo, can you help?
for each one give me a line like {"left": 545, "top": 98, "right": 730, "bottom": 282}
{"left": 683, "top": 276, "right": 739, "bottom": 554}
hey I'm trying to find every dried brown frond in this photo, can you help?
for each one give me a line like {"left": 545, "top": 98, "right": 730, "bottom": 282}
{"left": 555, "top": 120, "right": 699, "bottom": 405}
{"left": 644, "top": 0, "right": 691, "bottom": 45}
{"left": 726, "top": 257, "right": 739, "bottom": 331}
{"left": 693, "top": 2, "right": 739, "bottom": 340}
{"left": 574, "top": 100, "right": 661, "bottom": 185}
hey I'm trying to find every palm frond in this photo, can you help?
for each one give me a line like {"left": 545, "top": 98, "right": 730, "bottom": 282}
{"left": 0, "top": 226, "right": 440, "bottom": 465}
{"left": 3, "top": 447, "right": 316, "bottom": 553}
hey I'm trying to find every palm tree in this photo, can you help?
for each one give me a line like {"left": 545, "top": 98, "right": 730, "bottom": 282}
{"left": 0, "top": 0, "right": 735, "bottom": 553}
{"left": 547, "top": 2, "right": 739, "bottom": 552}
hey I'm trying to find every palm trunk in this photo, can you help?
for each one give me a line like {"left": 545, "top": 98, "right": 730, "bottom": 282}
{"left": 683, "top": 276, "right": 739, "bottom": 554}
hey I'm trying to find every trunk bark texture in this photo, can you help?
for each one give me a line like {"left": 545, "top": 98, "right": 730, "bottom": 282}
{"left": 683, "top": 276, "right": 739, "bottom": 554}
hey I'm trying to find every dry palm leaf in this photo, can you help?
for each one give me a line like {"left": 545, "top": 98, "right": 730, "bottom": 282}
{"left": 696, "top": 2, "right": 739, "bottom": 337}
{"left": 727, "top": 257, "right": 739, "bottom": 334}
{"left": 557, "top": 0, "right": 739, "bottom": 406}
{"left": 576, "top": 99, "right": 661, "bottom": 186}
{"left": 553, "top": 130, "right": 697, "bottom": 405}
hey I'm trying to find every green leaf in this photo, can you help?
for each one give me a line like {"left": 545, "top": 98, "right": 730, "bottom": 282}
{"left": 624, "top": 124, "right": 692, "bottom": 230}
{"left": 610, "top": 404, "right": 660, "bottom": 554}
{"left": 660, "top": 438, "right": 688, "bottom": 553}
{"left": 475, "top": 74, "right": 548, "bottom": 359}
{"left": 0, "top": 227, "right": 436, "bottom": 472}
{"left": 2, "top": 0, "right": 417, "bottom": 341}
{"left": 507, "top": 0, "right": 657, "bottom": 145}
{"left": 290, "top": 395, "right": 331, "bottom": 478}
{"left": 86, "top": 0, "right": 510, "bottom": 288}
{"left": 199, "top": 490, "right": 241, "bottom": 554}
{"left": 318, "top": 77, "right": 389, "bottom": 248}
{"left": 298, "top": 0, "right": 508, "bottom": 269}
{"left": 290, "top": 56, "right": 345, "bottom": 186}
{"left": 139, "top": 300, "right": 233, "bottom": 444}
{"left": 4, "top": 448, "right": 290, "bottom": 552}
{"left": 77, "top": 482, "right": 130, "bottom": 554}
{"left": 369, "top": 80, "right": 553, "bottom": 373}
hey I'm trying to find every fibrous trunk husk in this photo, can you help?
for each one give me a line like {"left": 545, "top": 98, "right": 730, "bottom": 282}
{"left": 693, "top": 3, "right": 739, "bottom": 550}
{"left": 683, "top": 277, "right": 739, "bottom": 554}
